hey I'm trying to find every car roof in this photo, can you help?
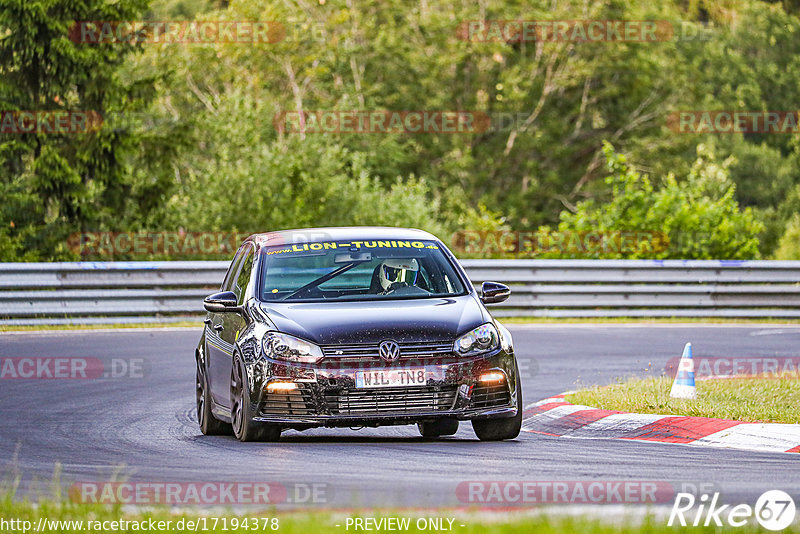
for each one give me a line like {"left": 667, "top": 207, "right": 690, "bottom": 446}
{"left": 245, "top": 227, "right": 439, "bottom": 248}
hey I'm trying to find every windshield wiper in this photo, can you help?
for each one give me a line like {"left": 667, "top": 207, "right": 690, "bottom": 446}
{"left": 282, "top": 261, "right": 366, "bottom": 301}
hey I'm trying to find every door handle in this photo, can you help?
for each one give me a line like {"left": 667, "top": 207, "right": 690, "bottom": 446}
{"left": 213, "top": 324, "right": 224, "bottom": 332}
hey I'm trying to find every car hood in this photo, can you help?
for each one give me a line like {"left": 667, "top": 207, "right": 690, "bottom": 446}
{"left": 258, "top": 295, "right": 487, "bottom": 345}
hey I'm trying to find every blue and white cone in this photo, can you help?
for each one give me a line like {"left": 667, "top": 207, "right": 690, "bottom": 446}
{"left": 670, "top": 342, "right": 697, "bottom": 399}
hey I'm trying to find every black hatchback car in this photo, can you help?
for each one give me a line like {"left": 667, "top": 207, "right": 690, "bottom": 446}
{"left": 195, "top": 227, "right": 521, "bottom": 442}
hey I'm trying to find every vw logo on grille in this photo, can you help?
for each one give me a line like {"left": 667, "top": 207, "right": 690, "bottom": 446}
{"left": 378, "top": 340, "right": 401, "bottom": 363}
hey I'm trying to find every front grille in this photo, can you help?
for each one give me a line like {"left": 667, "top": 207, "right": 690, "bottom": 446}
{"left": 470, "top": 384, "right": 512, "bottom": 409}
{"left": 259, "top": 386, "right": 314, "bottom": 416}
{"left": 321, "top": 341, "right": 454, "bottom": 362}
{"left": 325, "top": 386, "right": 458, "bottom": 415}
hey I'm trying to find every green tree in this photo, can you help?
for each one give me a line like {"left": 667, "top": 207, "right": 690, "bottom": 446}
{"left": 140, "top": 0, "right": 796, "bottom": 244}
{"left": 151, "top": 90, "right": 446, "bottom": 239}
{"left": 5, "top": 0, "right": 798, "bottom": 260}
{"left": 667, "top": 1, "right": 800, "bottom": 255}
{"left": 137, "top": 0, "right": 698, "bottom": 233}
{"left": 0, "top": 0, "right": 181, "bottom": 260}
{"left": 555, "top": 142, "right": 764, "bottom": 259}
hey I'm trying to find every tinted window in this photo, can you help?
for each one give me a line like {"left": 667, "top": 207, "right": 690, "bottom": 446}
{"left": 258, "top": 240, "right": 466, "bottom": 302}
{"left": 221, "top": 246, "right": 245, "bottom": 291}
{"left": 233, "top": 244, "right": 255, "bottom": 305}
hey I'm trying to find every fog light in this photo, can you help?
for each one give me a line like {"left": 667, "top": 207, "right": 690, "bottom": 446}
{"left": 266, "top": 381, "right": 297, "bottom": 392}
{"left": 479, "top": 371, "right": 506, "bottom": 383}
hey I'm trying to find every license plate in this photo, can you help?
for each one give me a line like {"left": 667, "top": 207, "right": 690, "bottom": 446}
{"left": 355, "top": 368, "right": 427, "bottom": 388}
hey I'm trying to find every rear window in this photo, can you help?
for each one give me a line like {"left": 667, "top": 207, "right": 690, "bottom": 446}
{"left": 258, "top": 240, "right": 466, "bottom": 302}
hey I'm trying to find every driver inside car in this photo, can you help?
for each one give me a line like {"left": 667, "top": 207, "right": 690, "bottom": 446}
{"left": 378, "top": 258, "right": 420, "bottom": 294}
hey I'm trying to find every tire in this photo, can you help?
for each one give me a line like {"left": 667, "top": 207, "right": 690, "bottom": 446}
{"left": 472, "top": 380, "right": 522, "bottom": 441}
{"left": 230, "top": 354, "right": 281, "bottom": 442}
{"left": 196, "top": 357, "right": 231, "bottom": 436}
{"left": 418, "top": 418, "right": 459, "bottom": 438}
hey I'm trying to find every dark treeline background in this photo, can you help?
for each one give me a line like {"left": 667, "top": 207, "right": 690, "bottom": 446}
{"left": 1, "top": 0, "right": 799, "bottom": 260}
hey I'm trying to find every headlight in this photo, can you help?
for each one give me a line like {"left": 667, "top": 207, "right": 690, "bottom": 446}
{"left": 262, "top": 332, "right": 324, "bottom": 364}
{"left": 454, "top": 323, "right": 500, "bottom": 356}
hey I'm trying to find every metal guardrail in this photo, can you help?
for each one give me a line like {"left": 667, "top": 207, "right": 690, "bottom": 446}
{"left": 1, "top": 260, "right": 800, "bottom": 324}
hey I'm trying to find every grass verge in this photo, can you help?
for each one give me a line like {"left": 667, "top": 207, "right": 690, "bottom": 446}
{"left": 566, "top": 376, "right": 800, "bottom": 424}
{"left": 1, "top": 498, "right": 797, "bottom": 533}
{"left": 0, "top": 321, "right": 201, "bottom": 332}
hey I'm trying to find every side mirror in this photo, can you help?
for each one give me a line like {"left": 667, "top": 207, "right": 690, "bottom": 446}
{"left": 204, "top": 291, "right": 238, "bottom": 313}
{"left": 480, "top": 281, "right": 510, "bottom": 305}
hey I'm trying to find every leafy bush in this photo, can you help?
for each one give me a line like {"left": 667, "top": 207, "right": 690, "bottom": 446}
{"left": 555, "top": 143, "right": 764, "bottom": 259}
{"left": 153, "top": 96, "right": 447, "bottom": 237}
{"left": 774, "top": 214, "right": 800, "bottom": 260}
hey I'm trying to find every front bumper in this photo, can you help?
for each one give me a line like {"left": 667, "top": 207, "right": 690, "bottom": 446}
{"left": 244, "top": 349, "right": 519, "bottom": 429}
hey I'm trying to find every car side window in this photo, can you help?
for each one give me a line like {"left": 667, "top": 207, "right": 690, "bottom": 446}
{"left": 233, "top": 244, "right": 255, "bottom": 305}
{"left": 221, "top": 247, "right": 245, "bottom": 291}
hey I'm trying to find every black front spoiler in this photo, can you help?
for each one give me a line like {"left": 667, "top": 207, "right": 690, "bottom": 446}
{"left": 252, "top": 405, "right": 518, "bottom": 428}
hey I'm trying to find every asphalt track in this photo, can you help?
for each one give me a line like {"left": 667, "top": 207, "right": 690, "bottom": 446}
{"left": 1, "top": 324, "right": 799, "bottom": 510}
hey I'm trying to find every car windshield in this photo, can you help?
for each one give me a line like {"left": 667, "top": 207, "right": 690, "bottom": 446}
{"left": 258, "top": 240, "right": 467, "bottom": 302}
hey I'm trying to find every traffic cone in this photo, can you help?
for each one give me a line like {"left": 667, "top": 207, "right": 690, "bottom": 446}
{"left": 669, "top": 342, "right": 696, "bottom": 399}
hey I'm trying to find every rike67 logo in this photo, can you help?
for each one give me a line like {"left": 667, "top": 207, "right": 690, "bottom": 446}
{"left": 669, "top": 490, "right": 796, "bottom": 531}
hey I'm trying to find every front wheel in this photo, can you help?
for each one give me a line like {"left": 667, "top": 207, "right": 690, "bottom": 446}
{"left": 231, "top": 355, "right": 281, "bottom": 442}
{"left": 472, "top": 381, "right": 522, "bottom": 441}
